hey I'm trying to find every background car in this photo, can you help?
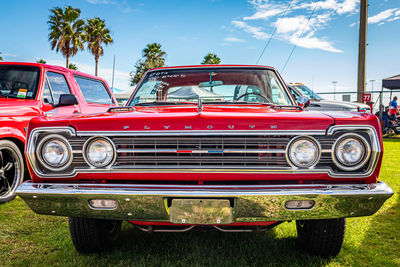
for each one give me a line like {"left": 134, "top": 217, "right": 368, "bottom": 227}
{"left": 288, "top": 83, "right": 371, "bottom": 112}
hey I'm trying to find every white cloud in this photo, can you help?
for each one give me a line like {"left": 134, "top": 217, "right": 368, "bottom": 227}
{"left": 296, "top": 0, "right": 358, "bottom": 15}
{"left": 368, "top": 8, "right": 400, "bottom": 24}
{"left": 336, "top": 0, "right": 359, "bottom": 15}
{"left": 3, "top": 53, "right": 18, "bottom": 58}
{"left": 231, "top": 21, "right": 269, "bottom": 40}
{"left": 272, "top": 13, "right": 341, "bottom": 53}
{"left": 244, "top": 0, "right": 289, "bottom": 20}
{"left": 275, "top": 16, "right": 309, "bottom": 34}
{"left": 230, "top": 0, "right": 362, "bottom": 53}
{"left": 291, "top": 33, "right": 343, "bottom": 53}
{"left": 224, "top": 37, "right": 246, "bottom": 43}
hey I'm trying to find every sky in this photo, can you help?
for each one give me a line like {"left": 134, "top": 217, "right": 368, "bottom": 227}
{"left": 0, "top": 0, "right": 399, "bottom": 97}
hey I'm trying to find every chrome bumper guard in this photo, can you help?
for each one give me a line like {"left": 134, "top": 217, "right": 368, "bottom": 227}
{"left": 16, "top": 182, "right": 393, "bottom": 223}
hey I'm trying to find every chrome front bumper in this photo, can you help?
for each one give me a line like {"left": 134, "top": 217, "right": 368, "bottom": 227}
{"left": 16, "top": 182, "right": 393, "bottom": 224}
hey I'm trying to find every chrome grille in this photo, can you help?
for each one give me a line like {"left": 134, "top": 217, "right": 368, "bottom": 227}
{"left": 111, "top": 135, "right": 291, "bottom": 168}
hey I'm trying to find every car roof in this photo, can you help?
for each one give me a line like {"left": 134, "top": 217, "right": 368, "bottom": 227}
{"left": 0, "top": 62, "right": 107, "bottom": 83}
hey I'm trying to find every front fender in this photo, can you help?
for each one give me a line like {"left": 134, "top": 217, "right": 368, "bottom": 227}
{"left": 0, "top": 126, "right": 26, "bottom": 143}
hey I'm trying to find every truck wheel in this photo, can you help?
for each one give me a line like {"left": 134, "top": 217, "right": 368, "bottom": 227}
{"left": 296, "top": 218, "right": 346, "bottom": 258}
{"left": 0, "top": 140, "right": 24, "bottom": 203}
{"left": 68, "top": 217, "right": 122, "bottom": 253}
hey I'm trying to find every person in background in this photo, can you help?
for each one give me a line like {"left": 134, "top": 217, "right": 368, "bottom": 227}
{"left": 388, "top": 96, "right": 398, "bottom": 117}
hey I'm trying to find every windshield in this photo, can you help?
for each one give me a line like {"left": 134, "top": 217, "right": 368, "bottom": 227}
{"left": 292, "top": 85, "right": 323, "bottom": 100}
{"left": 129, "top": 68, "right": 293, "bottom": 106}
{"left": 0, "top": 66, "right": 40, "bottom": 99}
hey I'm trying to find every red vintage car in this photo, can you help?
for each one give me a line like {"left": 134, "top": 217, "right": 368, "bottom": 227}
{"left": 17, "top": 65, "right": 393, "bottom": 257}
{"left": 0, "top": 62, "right": 117, "bottom": 202}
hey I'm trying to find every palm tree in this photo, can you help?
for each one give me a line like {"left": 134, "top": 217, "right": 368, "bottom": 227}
{"left": 130, "top": 43, "right": 167, "bottom": 85}
{"left": 36, "top": 59, "right": 46, "bottom": 64}
{"left": 0, "top": 52, "right": 2, "bottom": 61}
{"left": 47, "top": 6, "right": 85, "bottom": 68}
{"left": 142, "top": 43, "right": 166, "bottom": 69}
{"left": 85, "top": 17, "right": 113, "bottom": 76}
{"left": 68, "top": 63, "right": 78, "bottom": 70}
{"left": 201, "top": 53, "right": 221, "bottom": 65}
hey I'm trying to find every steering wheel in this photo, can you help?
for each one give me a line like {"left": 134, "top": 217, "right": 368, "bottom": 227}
{"left": 236, "top": 92, "right": 270, "bottom": 102}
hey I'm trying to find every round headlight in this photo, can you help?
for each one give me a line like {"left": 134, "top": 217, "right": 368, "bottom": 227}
{"left": 287, "top": 137, "right": 320, "bottom": 168}
{"left": 333, "top": 134, "right": 370, "bottom": 170}
{"left": 84, "top": 137, "right": 115, "bottom": 168}
{"left": 39, "top": 135, "right": 72, "bottom": 170}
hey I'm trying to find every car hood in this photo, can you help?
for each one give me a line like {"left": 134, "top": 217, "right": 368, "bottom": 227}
{"left": 64, "top": 105, "right": 336, "bottom": 132}
{"left": 0, "top": 98, "right": 40, "bottom": 116}
{"left": 310, "top": 99, "right": 370, "bottom": 110}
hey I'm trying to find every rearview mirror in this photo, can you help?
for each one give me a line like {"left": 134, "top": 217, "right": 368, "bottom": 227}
{"left": 58, "top": 94, "right": 78, "bottom": 107}
{"left": 297, "top": 95, "right": 310, "bottom": 109}
{"left": 198, "top": 80, "right": 223, "bottom": 87}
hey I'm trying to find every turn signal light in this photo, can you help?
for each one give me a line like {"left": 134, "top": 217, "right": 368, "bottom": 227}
{"left": 89, "top": 199, "right": 118, "bottom": 210}
{"left": 285, "top": 200, "right": 315, "bottom": 210}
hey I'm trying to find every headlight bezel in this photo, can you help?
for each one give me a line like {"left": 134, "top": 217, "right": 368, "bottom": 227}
{"left": 83, "top": 136, "right": 116, "bottom": 168}
{"left": 286, "top": 136, "right": 321, "bottom": 169}
{"left": 332, "top": 133, "right": 371, "bottom": 171}
{"left": 36, "top": 134, "right": 73, "bottom": 171}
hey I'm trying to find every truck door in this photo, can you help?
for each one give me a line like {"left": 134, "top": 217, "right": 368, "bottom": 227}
{"left": 41, "top": 71, "right": 81, "bottom": 116}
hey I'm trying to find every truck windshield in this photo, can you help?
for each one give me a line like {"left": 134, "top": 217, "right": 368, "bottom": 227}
{"left": 293, "top": 85, "right": 323, "bottom": 101}
{"left": 0, "top": 66, "right": 40, "bottom": 99}
{"left": 129, "top": 68, "right": 293, "bottom": 106}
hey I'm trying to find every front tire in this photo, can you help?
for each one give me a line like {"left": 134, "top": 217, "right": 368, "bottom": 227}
{"left": 296, "top": 218, "right": 346, "bottom": 258}
{"left": 68, "top": 217, "right": 122, "bottom": 253}
{"left": 0, "top": 140, "right": 24, "bottom": 203}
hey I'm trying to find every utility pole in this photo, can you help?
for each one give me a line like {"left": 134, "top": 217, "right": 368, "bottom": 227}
{"left": 357, "top": 0, "right": 368, "bottom": 103}
{"left": 332, "top": 81, "right": 338, "bottom": 100}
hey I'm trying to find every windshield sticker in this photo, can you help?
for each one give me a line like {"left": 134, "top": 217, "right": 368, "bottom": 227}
{"left": 17, "top": 89, "right": 28, "bottom": 98}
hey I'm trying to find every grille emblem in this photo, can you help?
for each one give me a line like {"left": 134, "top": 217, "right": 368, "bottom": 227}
{"left": 228, "top": 125, "right": 234, "bottom": 129}
{"left": 249, "top": 125, "right": 255, "bottom": 129}
{"left": 164, "top": 126, "right": 171, "bottom": 129}
{"left": 144, "top": 125, "right": 150, "bottom": 129}
{"left": 185, "top": 126, "right": 192, "bottom": 129}
{"left": 207, "top": 125, "right": 213, "bottom": 129}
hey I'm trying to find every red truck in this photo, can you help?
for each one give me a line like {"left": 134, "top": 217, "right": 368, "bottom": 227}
{"left": 0, "top": 62, "right": 117, "bottom": 203}
{"left": 17, "top": 65, "right": 393, "bottom": 257}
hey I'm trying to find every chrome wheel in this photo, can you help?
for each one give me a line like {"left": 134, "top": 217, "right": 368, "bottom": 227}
{"left": 0, "top": 140, "right": 24, "bottom": 203}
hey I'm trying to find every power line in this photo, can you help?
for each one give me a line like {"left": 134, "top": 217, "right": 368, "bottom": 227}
{"left": 281, "top": 2, "right": 318, "bottom": 74}
{"left": 255, "top": 0, "right": 294, "bottom": 64}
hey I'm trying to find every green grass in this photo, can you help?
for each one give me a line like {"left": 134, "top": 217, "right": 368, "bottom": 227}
{"left": 1, "top": 140, "right": 399, "bottom": 266}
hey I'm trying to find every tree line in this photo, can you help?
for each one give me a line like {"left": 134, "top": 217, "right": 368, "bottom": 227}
{"left": 1, "top": 5, "right": 221, "bottom": 84}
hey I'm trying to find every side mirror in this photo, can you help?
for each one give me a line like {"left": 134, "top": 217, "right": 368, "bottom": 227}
{"left": 297, "top": 95, "right": 310, "bottom": 109}
{"left": 58, "top": 94, "right": 79, "bottom": 107}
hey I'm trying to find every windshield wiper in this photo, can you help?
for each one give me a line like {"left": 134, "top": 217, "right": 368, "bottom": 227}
{"left": 134, "top": 101, "right": 194, "bottom": 106}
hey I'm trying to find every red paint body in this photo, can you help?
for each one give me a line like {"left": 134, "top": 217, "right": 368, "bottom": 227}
{"left": 0, "top": 62, "right": 117, "bottom": 154}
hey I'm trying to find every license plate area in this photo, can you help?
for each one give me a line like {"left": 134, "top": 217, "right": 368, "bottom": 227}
{"left": 170, "top": 199, "right": 233, "bottom": 224}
